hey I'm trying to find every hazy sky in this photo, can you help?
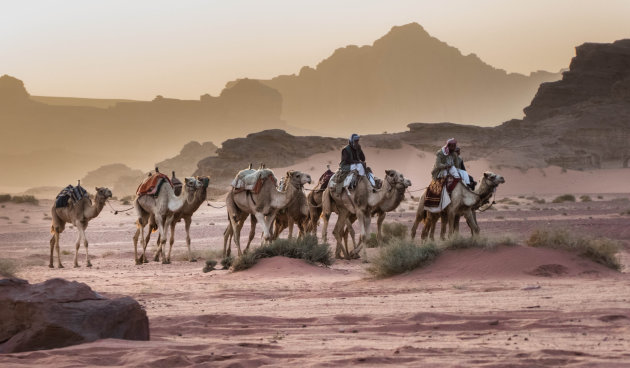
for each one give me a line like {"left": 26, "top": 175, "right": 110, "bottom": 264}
{"left": 2, "top": 0, "right": 629, "bottom": 100}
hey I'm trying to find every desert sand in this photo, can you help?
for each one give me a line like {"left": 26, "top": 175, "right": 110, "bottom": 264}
{"left": 1, "top": 155, "right": 629, "bottom": 366}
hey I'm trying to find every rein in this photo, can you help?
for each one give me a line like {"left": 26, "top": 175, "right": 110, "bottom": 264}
{"left": 206, "top": 200, "right": 227, "bottom": 209}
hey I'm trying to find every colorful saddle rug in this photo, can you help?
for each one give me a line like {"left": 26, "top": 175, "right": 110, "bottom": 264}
{"left": 424, "top": 176, "right": 460, "bottom": 209}
{"left": 136, "top": 173, "right": 173, "bottom": 197}
{"left": 231, "top": 168, "right": 277, "bottom": 194}
{"left": 55, "top": 185, "right": 88, "bottom": 208}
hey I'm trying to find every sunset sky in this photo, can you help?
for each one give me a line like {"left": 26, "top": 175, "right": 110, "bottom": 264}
{"left": 2, "top": 0, "right": 629, "bottom": 100}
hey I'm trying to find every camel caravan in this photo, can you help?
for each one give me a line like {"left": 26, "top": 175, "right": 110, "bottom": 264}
{"left": 48, "top": 134, "right": 506, "bottom": 267}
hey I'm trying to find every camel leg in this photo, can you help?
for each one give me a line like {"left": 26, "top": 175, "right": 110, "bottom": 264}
{"left": 223, "top": 224, "right": 232, "bottom": 258}
{"left": 447, "top": 211, "right": 456, "bottom": 238}
{"left": 182, "top": 218, "right": 195, "bottom": 262}
{"left": 153, "top": 214, "right": 167, "bottom": 263}
{"left": 288, "top": 218, "right": 294, "bottom": 239}
{"left": 463, "top": 210, "right": 480, "bottom": 236}
{"left": 411, "top": 214, "right": 421, "bottom": 239}
{"left": 54, "top": 231, "right": 63, "bottom": 268}
{"left": 332, "top": 211, "right": 351, "bottom": 260}
{"left": 246, "top": 215, "right": 257, "bottom": 251}
{"left": 229, "top": 214, "right": 244, "bottom": 256}
{"left": 321, "top": 212, "right": 331, "bottom": 244}
{"left": 350, "top": 214, "right": 369, "bottom": 258}
{"left": 440, "top": 212, "right": 448, "bottom": 241}
{"left": 73, "top": 227, "right": 82, "bottom": 268}
{"left": 376, "top": 212, "right": 385, "bottom": 245}
{"left": 164, "top": 216, "right": 175, "bottom": 264}
{"left": 80, "top": 224, "right": 92, "bottom": 267}
{"left": 49, "top": 234, "right": 56, "bottom": 268}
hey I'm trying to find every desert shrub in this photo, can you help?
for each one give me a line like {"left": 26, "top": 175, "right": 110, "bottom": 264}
{"left": 442, "top": 235, "right": 516, "bottom": 251}
{"left": 11, "top": 195, "right": 39, "bottom": 205}
{"left": 527, "top": 229, "right": 621, "bottom": 270}
{"left": 0, "top": 258, "right": 18, "bottom": 278}
{"left": 597, "top": 195, "right": 603, "bottom": 199}
{"left": 620, "top": 209, "right": 630, "bottom": 216}
{"left": 580, "top": 195, "right": 592, "bottom": 202}
{"left": 0, "top": 194, "right": 11, "bottom": 203}
{"left": 221, "top": 256, "right": 234, "bottom": 269}
{"left": 382, "top": 222, "right": 408, "bottom": 241}
{"left": 231, "top": 235, "right": 332, "bottom": 272}
{"left": 365, "top": 233, "right": 379, "bottom": 248}
{"left": 172, "top": 248, "right": 222, "bottom": 262}
{"left": 497, "top": 197, "right": 519, "bottom": 205}
{"left": 368, "top": 240, "right": 440, "bottom": 278}
{"left": 552, "top": 194, "right": 576, "bottom": 203}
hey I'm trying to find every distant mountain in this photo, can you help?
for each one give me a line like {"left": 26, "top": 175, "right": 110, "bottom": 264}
{"left": 248, "top": 23, "right": 559, "bottom": 135}
{"left": 0, "top": 75, "right": 291, "bottom": 190}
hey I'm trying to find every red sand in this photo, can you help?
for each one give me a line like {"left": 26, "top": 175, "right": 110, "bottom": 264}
{"left": 1, "top": 160, "right": 630, "bottom": 366}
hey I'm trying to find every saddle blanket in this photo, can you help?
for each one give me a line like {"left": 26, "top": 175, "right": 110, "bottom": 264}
{"left": 136, "top": 173, "right": 173, "bottom": 197}
{"left": 55, "top": 185, "right": 88, "bottom": 208}
{"left": 317, "top": 169, "right": 335, "bottom": 190}
{"left": 231, "top": 168, "right": 277, "bottom": 194}
{"left": 424, "top": 176, "right": 461, "bottom": 212}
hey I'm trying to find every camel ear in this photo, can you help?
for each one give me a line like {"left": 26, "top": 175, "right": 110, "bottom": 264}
{"left": 385, "top": 170, "right": 392, "bottom": 176}
{"left": 483, "top": 172, "right": 490, "bottom": 179}
{"left": 95, "top": 187, "right": 99, "bottom": 192}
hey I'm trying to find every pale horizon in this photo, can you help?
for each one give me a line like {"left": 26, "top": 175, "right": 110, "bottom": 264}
{"left": 2, "top": 0, "right": 630, "bottom": 100}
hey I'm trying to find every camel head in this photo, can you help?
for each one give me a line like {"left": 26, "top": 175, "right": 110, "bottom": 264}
{"left": 285, "top": 170, "right": 312, "bottom": 188}
{"left": 195, "top": 176, "right": 210, "bottom": 189}
{"left": 182, "top": 177, "right": 203, "bottom": 201}
{"left": 94, "top": 187, "right": 113, "bottom": 202}
{"left": 482, "top": 171, "right": 506, "bottom": 186}
{"left": 384, "top": 169, "right": 411, "bottom": 189}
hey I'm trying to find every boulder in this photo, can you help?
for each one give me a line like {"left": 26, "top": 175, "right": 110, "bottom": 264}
{"left": 0, "top": 278, "right": 149, "bottom": 353}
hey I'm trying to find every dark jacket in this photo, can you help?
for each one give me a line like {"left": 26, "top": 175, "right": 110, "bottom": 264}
{"left": 339, "top": 144, "right": 365, "bottom": 171}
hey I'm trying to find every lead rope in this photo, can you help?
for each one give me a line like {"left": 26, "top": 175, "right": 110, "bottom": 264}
{"left": 478, "top": 188, "right": 497, "bottom": 213}
{"left": 206, "top": 200, "right": 227, "bottom": 209}
{"left": 106, "top": 200, "right": 135, "bottom": 215}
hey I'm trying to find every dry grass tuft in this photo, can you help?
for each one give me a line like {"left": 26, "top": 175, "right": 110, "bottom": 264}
{"left": 527, "top": 229, "right": 621, "bottom": 270}
{"left": 231, "top": 235, "right": 332, "bottom": 272}
{"left": 0, "top": 258, "right": 18, "bottom": 278}
{"left": 552, "top": 194, "right": 576, "bottom": 203}
{"left": 368, "top": 239, "right": 440, "bottom": 278}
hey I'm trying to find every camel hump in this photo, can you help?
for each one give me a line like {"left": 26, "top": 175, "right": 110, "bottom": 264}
{"left": 55, "top": 185, "right": 88, "bottom": 208}
{"left": 136, "top": 173, "right": 173, "bottom": 197}
{"left": 231, "top": 168, "right": 277, "bottom": 193}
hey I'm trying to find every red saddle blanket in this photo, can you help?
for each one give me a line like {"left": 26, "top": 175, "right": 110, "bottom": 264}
{"left": 136, "top": 173, "right": 173, "bottom": 196}
{"left": 424, "top": 176, "right": 460, "bottom": 208}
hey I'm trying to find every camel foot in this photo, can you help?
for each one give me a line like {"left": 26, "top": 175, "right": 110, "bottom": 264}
{"left": 135, "top": 259, "right": 142, "bottom": 265}
{"left": 48, "top": 264, "right": 54, "bottom": 269}
{"left": 162, "top": 259, "right": 171, "bottom": 265}
{"left": 86, "top": 261, "right": 92, "bottom": 268}
{"left": 58, "top": 264, "right": 64, "bottom": 269}
{"left": 74, "top": 264, "right": 79, "bottom": 268}
{"left": 153, "top": 255, "right": 160, "bottom": 262}
{"left": 189, "top": 258, "right": 197, "bottom": 262}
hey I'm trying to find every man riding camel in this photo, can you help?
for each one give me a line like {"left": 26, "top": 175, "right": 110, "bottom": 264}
{"left": 431, "top": 138, "right": 472, "bottom": 187}
{"left": 340, "top": 133, "right": 377, "bottom": 187}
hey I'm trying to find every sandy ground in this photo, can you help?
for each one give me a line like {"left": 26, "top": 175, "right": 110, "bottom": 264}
{"left": 1, "top": 161, "right": 630, "bottom": 366}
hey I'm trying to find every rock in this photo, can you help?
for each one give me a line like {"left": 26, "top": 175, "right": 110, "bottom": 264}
{"left": 0, "top": 278, "right": 149, "bottom": 353}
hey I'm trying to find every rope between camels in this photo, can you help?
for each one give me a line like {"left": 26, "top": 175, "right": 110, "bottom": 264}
{"left": 106, "top": 201, "right": 135, "bottom": 215}
{"left": 206, "top": 200, "right": 227, "bottom": 209}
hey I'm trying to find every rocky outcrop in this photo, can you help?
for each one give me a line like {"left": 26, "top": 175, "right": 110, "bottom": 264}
{"left": 0, "top": 278, "right": 149, "bottom": 353}
{"left": 195, "top": 129, "right": 344, "bottom": 186}
{"left": 82, "top": 163, "right": 146, "bottom": 198}
{"left": 155, "top": 141, "right": 218, "bottom": 177}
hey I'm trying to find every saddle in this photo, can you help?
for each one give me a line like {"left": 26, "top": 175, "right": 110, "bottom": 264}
{"left": 231, "top": 168, "right": 277, "bottom": 194}
{"left": 328, "top": 170, "right": 358, "bottom": 194}
{"left": 317, "top": 168, "right": 335, "bottom": 190}
{"left": 55, "top": 185, "right": 88, "bottom": 208}
{"left": 136, "top": 173, "right": 173, "bottom": 197}
{"left": 424, "top": 175, "right": 460, "bottom": 209}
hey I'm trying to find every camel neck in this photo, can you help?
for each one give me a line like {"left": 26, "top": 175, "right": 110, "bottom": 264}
{"left": 474, "top": 179, "right": 495, "bottom": 206}
{"left": 272, "top": 180, "right": 299, "bottom": 208}
{"left": 85, "top": 197, "right": 106, "bottom": 219}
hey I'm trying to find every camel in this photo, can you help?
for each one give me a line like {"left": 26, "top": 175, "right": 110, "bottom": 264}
{"left": 49, "top": 187, "right": 113, "bottom": 268}
{"left": 321, "top": 170, "right": 409, "bottom": 259}
{"left": 342, "top": 176, "right": 411, "bottom": 246}
{"left": 227, "top": 169, "right": 311, "bottom": 256}
{"left": 132, "top": 177, "right": 203, "bottom": 264}
{"left": 410, "top": 171, "right": 506, "bottom": 241}
{"left": 272, "top": 179, "right": 310, "bottom": 239}
{"left": 145, "top": 176, "right": 210, "bottom": 262}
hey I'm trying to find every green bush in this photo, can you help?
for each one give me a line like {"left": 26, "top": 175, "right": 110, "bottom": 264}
{"left": 382, "top": 222, "right": 408, "bottom": 240}
{"left": 11, "top": 195, "right": 39, "bottom": 205}
{"left": 0, "top": 194, "right": 11, "bottom": 203}
{"left": 365, "top": 233, "right": 379, "bottom": 248}
{"left": 231, "top": 235, "right": 332, "bottom": 272}
{"left": 441, "top": 235, "right": 516, "bottom": 251}
{"left": 552, "top": 194, "right": 576, "bottom": 203}
{"left": 527, "top": 229, "right": 621, "bottom": 270}
{"left": 580, "top": 195, "right": 592, "bottom": 202}
{"left": 0, "top": 258, "right": 18, "bottom": 278}
{"left": 368, "top": 240, "right": 440, "bottom": 278}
